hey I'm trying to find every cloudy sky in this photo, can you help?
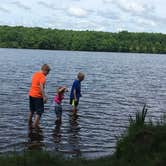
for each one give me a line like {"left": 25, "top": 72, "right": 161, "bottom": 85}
{"left": 0, "top": 0, "right": 165, "bottom": 33}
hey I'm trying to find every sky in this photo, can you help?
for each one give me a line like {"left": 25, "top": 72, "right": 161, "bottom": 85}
{"left": 0, "top": 0, "right": 165, "bottom": 33}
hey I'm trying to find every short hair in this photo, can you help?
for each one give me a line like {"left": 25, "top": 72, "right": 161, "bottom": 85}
{"left": 77, "top": 72, "right": 85, "bottom": 79}
{"left": 41, "top": 64, "right": 51, "bottom": 72}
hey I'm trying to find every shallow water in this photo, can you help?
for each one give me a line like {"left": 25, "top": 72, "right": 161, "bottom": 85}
{"left": 0, "top": 48, "right": 166, "bottom": 158}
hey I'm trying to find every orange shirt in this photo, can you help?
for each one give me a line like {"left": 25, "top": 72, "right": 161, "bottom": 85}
{"left": 29, "top": 71, "right": 46, "bottom": 98}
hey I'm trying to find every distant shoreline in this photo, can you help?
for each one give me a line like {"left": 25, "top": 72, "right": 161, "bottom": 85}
{"left": 0, "top": 25, "right": 166, "bottom": 54}
{"left": 0, "top": 47, "right": 164, "bottom": 55}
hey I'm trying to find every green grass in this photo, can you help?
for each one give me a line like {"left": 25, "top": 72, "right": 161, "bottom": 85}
{"left": 1, "top": 105, "right": 166, "bottom": 166}
{"left": 114, "top": 104, "right": 166, "bottom": 166}
{"left": 0, "top": 151, "right": 114, "bottom": 166}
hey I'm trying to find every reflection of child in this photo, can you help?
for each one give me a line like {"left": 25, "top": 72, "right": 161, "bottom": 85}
{"left": 70, "top": 72, "right": 85, "bottom": 115}
{"left": 54, "top": 86, "right": 68, "bottom": 123}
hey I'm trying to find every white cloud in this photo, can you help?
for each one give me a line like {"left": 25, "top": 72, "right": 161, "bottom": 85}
{"left": 98, "top": 10, "right": 120, "bottom": 20}
{"left": 102, "top": 0, "right": 166, "bottom": 32}
{"left": 11, "top": 1, "right": 31, "bottom": 10}
{"left": 0, "top": 0, "right": 165, "bottom": 33}
{"left": 137, "top": 18, "right": 156, "bottom": 27}
{"left": 117, "top": 0, "right": 146, "bottom": 13}
{"left": 102, "top": 0, "right": 154, "bottom": 18}
{"left": 117, "top": 27, "right": 126, "bottom": 32}
{"left": 37, "top": 1, "right": 56, "bottom": 10}
{"left": 67, "top": 6, "right": 88, "bottom": 17}
{"left": 103, "top": 0, "right": 113, "bottom": 3}
{"left": 0, "top": 5, "right": 10, "bottom": 13}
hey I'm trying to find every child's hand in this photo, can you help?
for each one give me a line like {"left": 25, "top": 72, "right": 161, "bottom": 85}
{"left": 58, "top": 86, "right": 68, "bottom": 93}
{"left": 63, "top": 86, "right": 68, "bottom": 92}
{"left": 65, "top": 88, "right": 69, "bottom": 92}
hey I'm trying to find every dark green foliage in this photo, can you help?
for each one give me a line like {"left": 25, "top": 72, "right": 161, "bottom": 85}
{"left": 115, "top": 105, "right": 166, "bottom": 166}
{"left": 0, "top": 26, "right": 166, "bottom": 53}
{"left": 0, "top": 150, "right": 113, "bottom": 166}
{"left": 129, "top": 104, "right": 148, "bottom": 127}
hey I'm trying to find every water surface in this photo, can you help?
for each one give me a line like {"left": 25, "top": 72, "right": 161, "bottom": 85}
{"left": 0, "top": 48, "right": 166, "bottom": 158}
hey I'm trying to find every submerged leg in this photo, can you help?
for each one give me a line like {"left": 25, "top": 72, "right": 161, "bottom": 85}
{"left": 55, "top": 112, "right": 62, "bottom": 124}
{"left": 34, "top": 114, "right": 40, "bottom": 128}
{"left": 28, "top": 112, "right": 33, "bottom": 125}
{"left": 73, "top": 107, "right": 77, "bottom": 115}
{"left": 71, "top": 99, "right": 78, "bottom": 115}
{"left": 55, "top": 117, "right": 62, "bottom": 124}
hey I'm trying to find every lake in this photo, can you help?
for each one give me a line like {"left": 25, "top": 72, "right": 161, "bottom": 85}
{"left": 0, "top": 48, "right": 166, "bottom": 158}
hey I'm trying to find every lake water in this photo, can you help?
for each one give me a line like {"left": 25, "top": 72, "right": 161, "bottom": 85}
{"left": 0, "top": 48, "right": 166, "bottom": 158}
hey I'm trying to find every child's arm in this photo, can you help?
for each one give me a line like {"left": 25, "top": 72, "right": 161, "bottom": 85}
{"left": 73, "top": 89, "right": 77, "bottom": 101}
{"left": 58, "top": 86, "right": 68, "bottom": 93}
{"left": 40, "top": 83, "right": 48, "bottom": 103}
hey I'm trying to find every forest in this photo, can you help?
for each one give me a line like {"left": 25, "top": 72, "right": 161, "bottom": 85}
{"left": 0, "top": 25, "right": 166, "bottom": 54}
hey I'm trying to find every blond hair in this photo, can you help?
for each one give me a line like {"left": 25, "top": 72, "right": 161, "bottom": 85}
{"left": 77, "top": 72, "right": 85, "bottom": 80}
{"left": 41, "top": 64, "right": 51, "bottom": 72}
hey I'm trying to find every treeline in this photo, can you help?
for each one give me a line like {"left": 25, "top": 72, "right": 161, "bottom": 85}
{"left": 0, "top": 25, "right": 166, "bottom": 53}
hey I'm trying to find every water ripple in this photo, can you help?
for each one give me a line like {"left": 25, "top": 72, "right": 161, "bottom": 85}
{"left": 0, "top": 49, "right": 166, "bottom": 158}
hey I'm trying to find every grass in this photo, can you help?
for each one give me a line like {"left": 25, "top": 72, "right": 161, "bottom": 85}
{"left": 1, "top": 105, "right": 166, "bottom": 166}
{"left": 0, "top": 151, "right": 113, "bottom": 166}
{"left": 114, "top": 104, "right": 166, "bottom": 166}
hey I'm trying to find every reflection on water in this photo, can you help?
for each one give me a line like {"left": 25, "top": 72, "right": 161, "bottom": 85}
{"left": 68, "top": 114, "right": 81, "bottom": 157}
{"left": 27, "top": 125, "right": 44, "bottom": 150}
{"left": 27, "top": 112, "right": 81, "bottom": 157}
{"left": 52, "top": 122, "right": 62, "bottom": 150}
{"left": 52, "top": 113, "right": 81, "bottom": 157}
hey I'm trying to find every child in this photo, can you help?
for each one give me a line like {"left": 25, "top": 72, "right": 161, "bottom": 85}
{"left": 54, "top": 86, "right": 68, "bottom": 123}
{"left": 70, "top": 72, "right": 85, "bottom": 115}
{"left": 29, "top": 64, "right": 50, "bottom": 128}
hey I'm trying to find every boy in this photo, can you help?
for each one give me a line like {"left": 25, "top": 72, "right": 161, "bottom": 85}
{"left": 70, "top": 72, "right": 85, "bottom": 115}
{"left": 28, "top": 64, "right": 51, "bottom": 128}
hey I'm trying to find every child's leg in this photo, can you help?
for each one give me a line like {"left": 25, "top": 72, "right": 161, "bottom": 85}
{"left": 34, "top": 114, "right": 40, "bottom": 128}
{"left": 73, "top": 106, "right": 77, "bottom": 114}
{"left": 55, "top": 115, "right": 62, "bottom": 124}
{"left": 55, "top": 105, "right": 62, "bottom": 123}
{"left": 28, "top": 112, "right": 33, "bottom": 125}
{"left": 72, "top": 99, "right": 78, "bottom": 115}
{"left": 56, "top": 116, "right": 61, "bottom": 123}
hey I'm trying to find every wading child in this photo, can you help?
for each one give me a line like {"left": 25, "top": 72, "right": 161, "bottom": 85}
{"left": 54, "top": 86, "right": 68, "bottom": 123}
{"left": 70, "top": 72, "right": 85, "bottom": 115}
{"left": 29, "top": 64, "right": 51, "bottom": 128}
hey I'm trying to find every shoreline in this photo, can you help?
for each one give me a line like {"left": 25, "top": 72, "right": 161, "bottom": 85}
{"left": 0, "top": 25, "right": 166, "bottom": 54}
{"left": 1, "top": 106, "right": 166, "bottom": 166}
{"left": 0, "top": 47, "right": 165, "bottom": 56}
